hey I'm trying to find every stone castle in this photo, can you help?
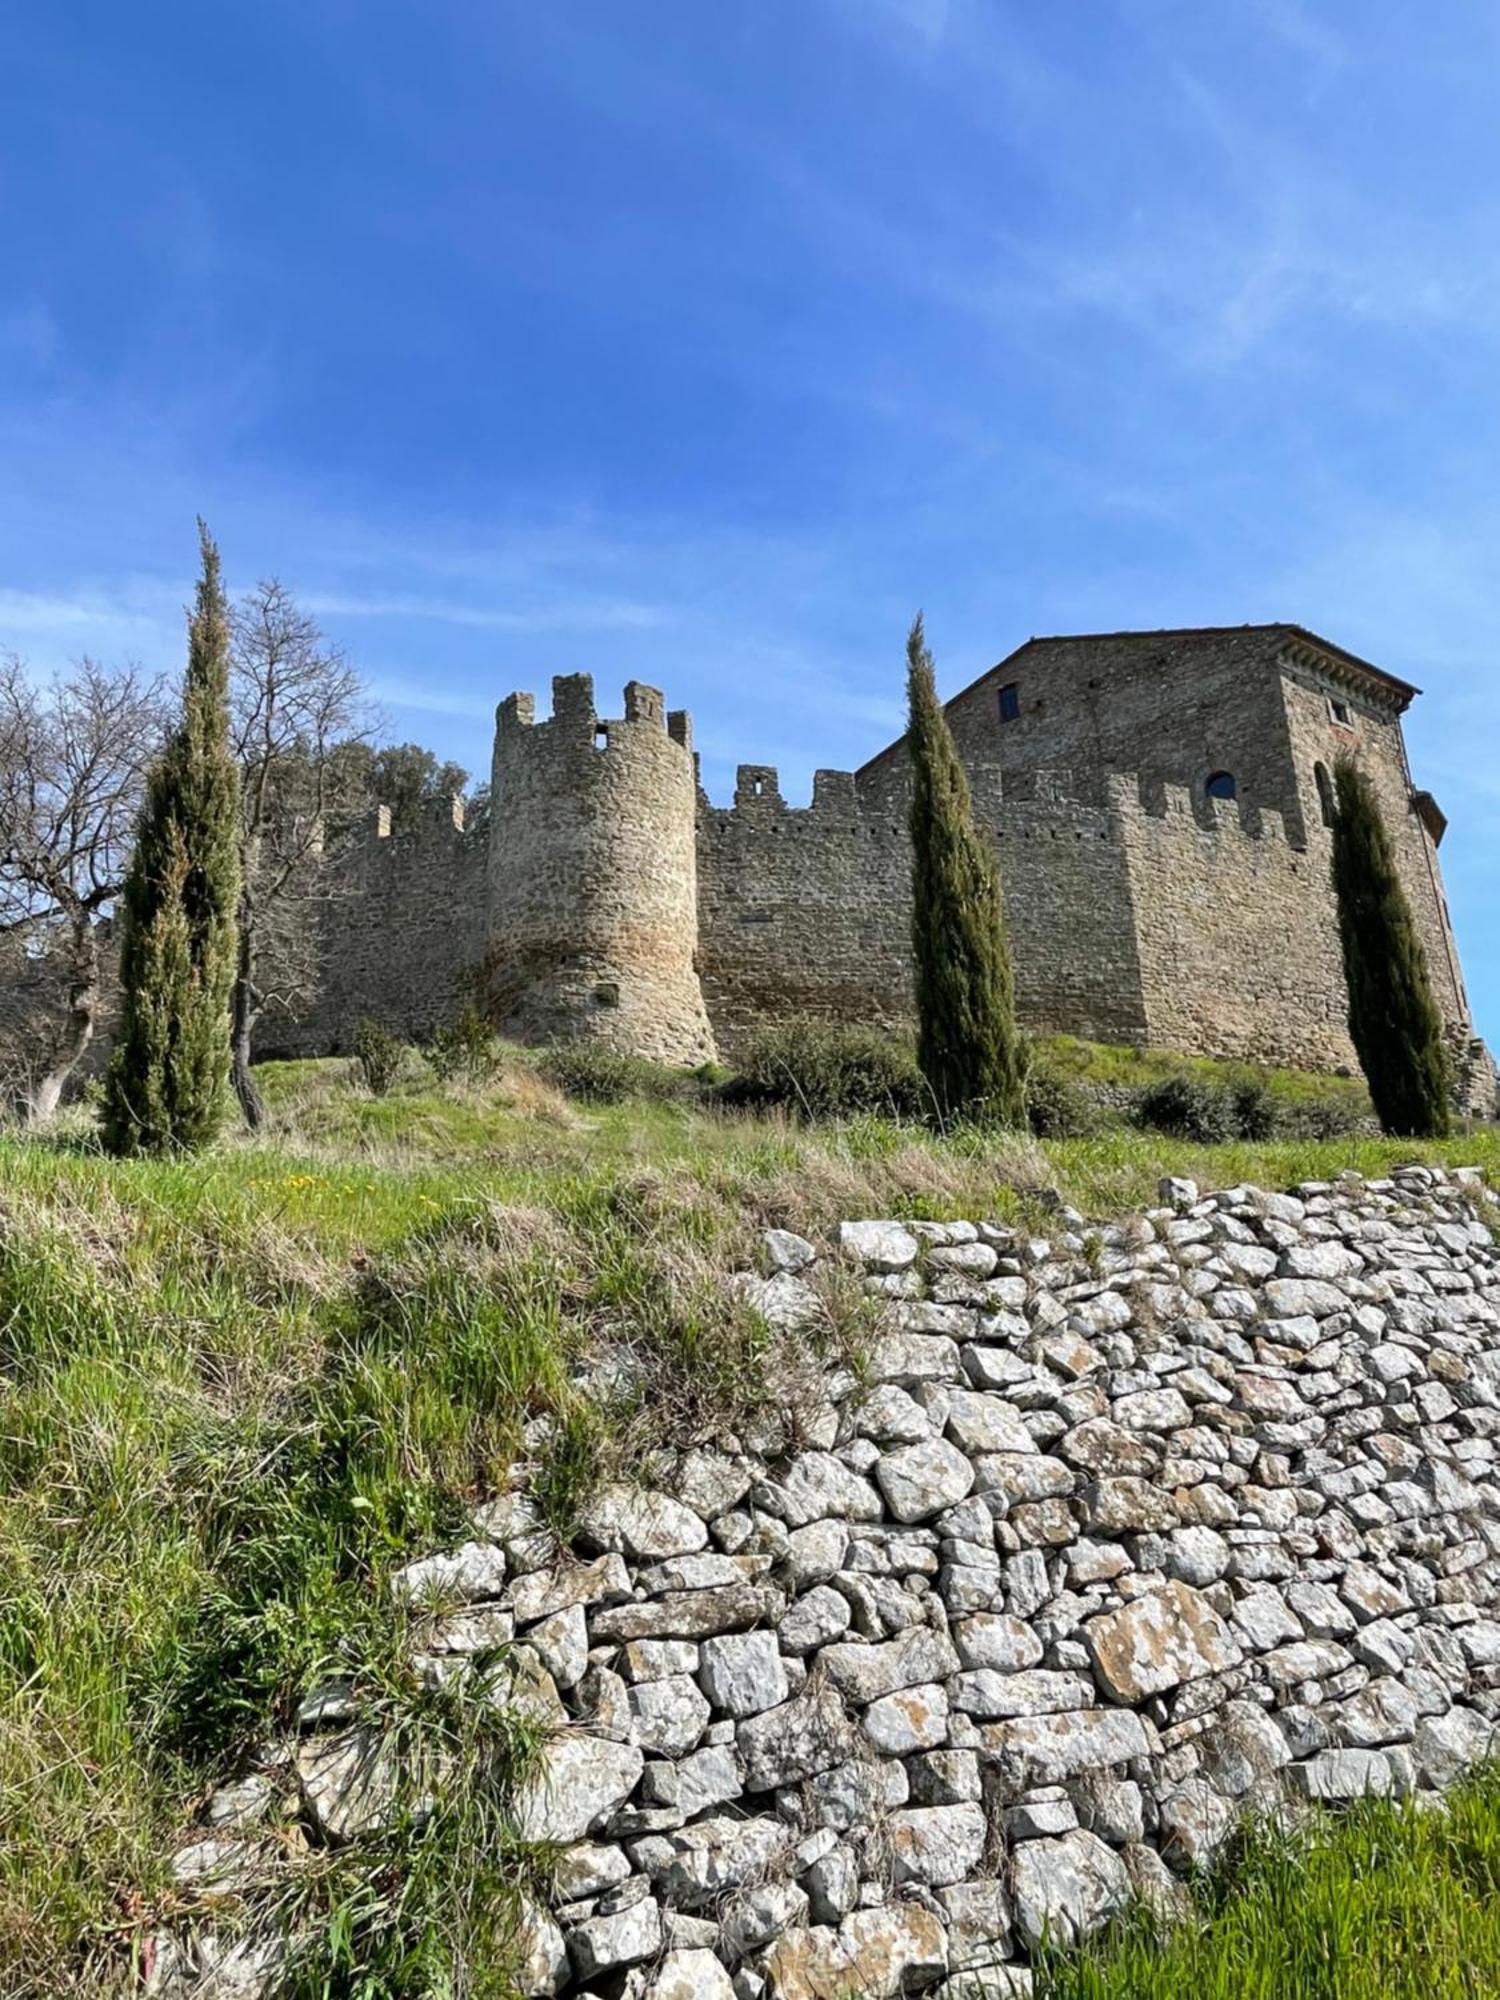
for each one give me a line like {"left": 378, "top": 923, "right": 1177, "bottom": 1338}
{"left": 1, "top": 622, "right": 1487, "bottom": 1092}
{"left": 247, "top": 622, "right": 1484, "bottom": 1089}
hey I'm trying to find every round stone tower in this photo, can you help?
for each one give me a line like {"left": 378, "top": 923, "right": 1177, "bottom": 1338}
{"left": 486, "top": 673, "right": 717, "bottom": 1066}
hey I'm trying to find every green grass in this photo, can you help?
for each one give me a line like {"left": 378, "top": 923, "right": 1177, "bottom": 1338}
{"left": 0, "top": 1047, "right": 1495, "bottom": 1993}
{"left": 1038, "top": 1770, "right": 1500, "bottom": 2000}
{"left": 1038, "top": 1031, "right": 1374, "bottom": 1108}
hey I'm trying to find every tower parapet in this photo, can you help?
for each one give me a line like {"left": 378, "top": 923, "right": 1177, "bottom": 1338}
{"left": 487, "top": 674, "right": 717, "bottom": 1065}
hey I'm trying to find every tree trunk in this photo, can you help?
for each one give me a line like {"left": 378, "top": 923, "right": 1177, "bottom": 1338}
{"left": 230, "top": 928, "right": 265, "bottom": 1130}
{"left": 21, "top": 921, "right": 99, "bottom": 1126}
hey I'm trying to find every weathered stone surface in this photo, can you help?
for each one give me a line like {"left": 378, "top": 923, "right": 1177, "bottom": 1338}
{"left": 654, "top": 1815, "right": 792, "bottom": 1907}
{"left": 890, "top": 1802, "right": 987, "bottom": 1886}
{"left": 951, "top": 1670, "right": 1096, "bottom": 1720}
{"left": 778, "top": 1583, "right": 852, "bottom": 1654}
{"left": 627, "top": 1675, "right": 711, "bottom": 1757}
{"left": 1157, "top": 1777, "right": 1237, "bottom": 1871}
{"left": 820, "top": 1626, "right": 961, "bottom": 1704}
{"left": 1084, "top": 1581, "right": 1241, "bottom": 1703}
{"left": 509, "top": 1553, "right": 632, "bottom": 1626}
{"left": 698, "top": 1630, "right": 789, "bottom": 1717}
{"left": 876, "top": 1438, "right": 976, "bottom": 1522}
{"left": 763, "top": 1906, "right": 949, "bottom": 1998}
{"left": 642, "top": 1948, "right": 737, "bottom": 2000}
{"left": 737, "top": 1689, "right": 856, "bottom": 1791}
{"left": 769, "top": 1453, "right": 885, "bottom": 1527}
{"left": 566, "top": 1895, "right": 661, "bottom": 1979}
{"left": 390, "top": 1541, "right": 507, "bottom": 1606}
{"left": 514, "top": 1896, "right": 570, "bottom": 1995}
{"left": 1011, "top": 1830, "right": 1131, "bottom": 1947}
{"left": 297, "top": 1729, "right": 401, "bottom": 1843}
{"left": 590, "top": 1583, "right": 784, "bottom": 1643}
{"left": 839, "top": 1221, "right": 920, "bottom": 1272}
{"left": 954, "top": 1614, "right": 1044, "bottom": 1673}
{"left": 982, "top": 1708, "right": 1153, "bottom": 1789}
{"left": 864, "top": 1681, "right": 950, "bottom": 1755}
{"left": 577, "top": 1485, "right": 709, "bottom": 1560}
{"left": 512, "top": 1735, "right": 644, "bottom": 1843}
{"left": 1287, "top": 1750, "right": 1400, "bottom": 1800}
{"left": 946, "top": 1392, "right": 1037, "bottom": 1457}
{"left": 525, "top": 1603, "right": 588, "bottom": 1689}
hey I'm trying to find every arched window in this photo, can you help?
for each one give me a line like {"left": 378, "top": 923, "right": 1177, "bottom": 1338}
{"left": 1205, "top": 770, "right": 1236, "bottom": 801}
{"left": 1314, "top": 761, "right": 1336, "bottom": 828}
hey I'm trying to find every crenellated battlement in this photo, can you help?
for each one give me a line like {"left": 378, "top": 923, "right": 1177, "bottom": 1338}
{"left": 1102, "top": 773, "right": 1295, "bottom": 848}
{"left": 702, "top": 764, "right": 871, "bottom": 824}
{"left": 494, "top": 674, "right": 694, "bottom": 757}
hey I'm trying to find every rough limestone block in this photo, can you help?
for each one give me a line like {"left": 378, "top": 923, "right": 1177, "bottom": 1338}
{"left": 1083, "top": 1580, "right": 1241, "bottom": 1703}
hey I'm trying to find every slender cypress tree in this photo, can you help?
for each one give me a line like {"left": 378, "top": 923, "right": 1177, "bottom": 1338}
{"left": 1331, "top": 754, "right": 1450, "bottom": 1138}
{"left": 907, "top": 614, "right": 1028, "bottom": 1125}
{"left": 104, "top": 523, "right": 242, "bottom": 1154}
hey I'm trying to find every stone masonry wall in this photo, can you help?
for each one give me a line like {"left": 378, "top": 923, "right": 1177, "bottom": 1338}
{"left": 1277, "top": 653, "right": 1471, "bottom": 1037}
{"left": 1113, "top": 782, "right": 1357, "bottom": 1073}
{"left": 156, "top": 1164, "right": 1500, "bottom": 1999}
{"left": 253, "top": 802, "right": 488, "bottom": 1058}
{"left": 696, "top": 767, "right": 1150, "bottom": 1059}
{"left": 695, "top": 769, "right": 914, "bottom": 1056}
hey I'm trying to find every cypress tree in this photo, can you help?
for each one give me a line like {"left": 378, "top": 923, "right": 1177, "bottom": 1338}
{"left": 1331, "top": 754, "right": 1450, "bottom": 1138}
{"left": 906, "top": 613, "right": 1028, "bottom": 1125}
{"left": 104, "top": 523, "right": 241, "bottom": 1154}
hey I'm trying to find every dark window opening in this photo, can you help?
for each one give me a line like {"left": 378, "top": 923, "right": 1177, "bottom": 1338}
{"left": 1205, "top": 771, "right": 1236, "bottom": 801}
{"left": 593, "top": 982, "right": 620, "bottom": 1008}
{"left": 998, "top": 682, "right": 1021, "bottom": 724}
{"left": 1314, "top": 761, "right": 1336, "bottom": 827}
{"left": 1329, "top": 697, "right": 1353, "bottom": 727}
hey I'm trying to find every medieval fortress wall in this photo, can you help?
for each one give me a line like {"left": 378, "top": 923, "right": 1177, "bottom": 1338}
{"left": 2, "top": 626, "right": 1485, "bottom": 1090}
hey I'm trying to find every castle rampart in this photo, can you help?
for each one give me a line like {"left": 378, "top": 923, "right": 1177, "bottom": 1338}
{"left": 3, "top": 623, "right": 1487, "bottom": 1105}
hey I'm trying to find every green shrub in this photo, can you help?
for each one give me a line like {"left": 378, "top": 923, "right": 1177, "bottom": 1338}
{"left": 536, "top": 1039, "right": 688, "bottom": 1105}
{"left": 427, "top": 1006, "right": 500, "bottom": 1089}
{"left": 351, "top": 1019, "right": 404, "bottom": 1097}
{"left": 718, "top": 1018, "right": 929, "bottom": 1122}
{"left": 1135, "top": 1072, "right": 1239, "bottom": 1144}
{"left": 1025, "top": 1061, "right": 1105, "bottom": 1138}
{"left": 1230, "top": 1077, "right": 1280, "bottom": 1141}
{"left": 1278, "top": 1092, "right": 1372, "bottom": 1141}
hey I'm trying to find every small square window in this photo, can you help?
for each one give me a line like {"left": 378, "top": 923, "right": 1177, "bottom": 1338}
{"left": 998, "top": 682, "right": 1021, "bottom": 724}
{"left": 1329, "top": 697, "right": 1353, "bottom": 727}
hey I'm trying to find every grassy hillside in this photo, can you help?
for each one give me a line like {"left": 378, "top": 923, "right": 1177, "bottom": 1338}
{"left": 1, "top": 1044, "right": 1496, "bottom": 1992}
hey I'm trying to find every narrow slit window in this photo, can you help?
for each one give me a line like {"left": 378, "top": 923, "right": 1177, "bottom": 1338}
{"left": 1205, "top": 771, "right": 1236, "bottom": 801}
{"left": 998, "top": 682, "right": 1021, "bottom": 724}
{"left": 1315, "top": 761, "right": 1336, "bottom": 827}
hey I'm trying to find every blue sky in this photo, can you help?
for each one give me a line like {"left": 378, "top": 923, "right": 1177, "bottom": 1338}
{"left": 2, "top": 1, "right": 1498, "bottom": 1042}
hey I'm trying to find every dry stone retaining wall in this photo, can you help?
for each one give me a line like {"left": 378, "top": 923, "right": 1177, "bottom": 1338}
{"left": 156, "top": 1163, "right": 1500, "bottom": 1996}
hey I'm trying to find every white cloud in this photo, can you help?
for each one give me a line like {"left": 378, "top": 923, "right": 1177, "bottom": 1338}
{"left": 302, "top": 591, "right": 673, "bottom": 632}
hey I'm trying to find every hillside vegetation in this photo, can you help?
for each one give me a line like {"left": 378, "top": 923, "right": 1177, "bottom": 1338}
{"left": 1, "top": 1039, "right": 1497, "bottom": 1993}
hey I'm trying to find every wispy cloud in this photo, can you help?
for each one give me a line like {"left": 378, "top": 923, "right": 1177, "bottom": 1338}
{"left": 302, "top": 591, "right": 673, "bottom": 632}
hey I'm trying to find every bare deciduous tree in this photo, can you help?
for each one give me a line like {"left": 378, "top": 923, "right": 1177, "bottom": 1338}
{"left": 0, "top": 652, "right": 168, "bottom": 1123}
{"left": 229, "top": 579, "right": 372, "bottom": 1127}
